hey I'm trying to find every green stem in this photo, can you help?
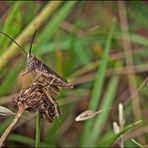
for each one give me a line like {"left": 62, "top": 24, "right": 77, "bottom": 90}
{"left": 35, "top": 111, "right": 41, "bottom": 148}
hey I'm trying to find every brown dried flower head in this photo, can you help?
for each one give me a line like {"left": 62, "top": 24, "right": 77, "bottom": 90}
{"left": 15, "top": 81, "right": 61, "bottom": 122}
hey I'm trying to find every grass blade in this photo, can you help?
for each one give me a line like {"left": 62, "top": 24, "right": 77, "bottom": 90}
{"left": 0, "top": 1, "right": 63, "bottom": 71}
{"left": 89, "top": 73, "right": 120, "bottom": 146}
{"left": 99, "top": 120, "right": 142, "bottom": 147}
{"left": 35, "top": 112, "right": 41, "bottom": 148}
{"left": 34, "top": 1, "right": 77, "bottom": 51}
{"left": 130, "top": 139, "right": 144, "bottom": 148}
{"left": 8, "top": 133, "right": 49, "bottom": 147}
{"left": 0, "top": 63, "right": 23, "bottom": 96}
{"left": 81, "top": 18, "right": 116, "bottom": 146}
{"left": 0, "top": 2, "right": 23, "bottom": 53}
{"left": 74, "top": 40, "right": 91, "bottom": 65}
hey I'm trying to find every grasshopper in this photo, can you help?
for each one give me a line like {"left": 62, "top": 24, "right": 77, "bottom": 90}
{"left": 0, "top": 31, "right": 74, "bottom": 89}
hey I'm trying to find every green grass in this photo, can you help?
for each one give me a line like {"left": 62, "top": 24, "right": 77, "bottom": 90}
{"left": 0, "top": 1, "right": 147, "bottom": 147}
{"left": 35, "top": 112, "right": 41, "bottom": 148}
{"left": 0, "top": 2, "right": 22, "bottom": 54}
{"left": 81, "top": 18, "right": 116, "bottom": 147}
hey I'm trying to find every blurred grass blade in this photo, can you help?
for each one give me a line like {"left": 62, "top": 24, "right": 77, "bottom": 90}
{"left": 89, "top": 73, "right": 120, "bottom": 146}
{"left": 74, "top": 41, "right": 91, "bottom": 65}
{"left": 0, "top": 63, "right": 23, "bottom": 96}
{"left": 115, "top": 33, "right": 148, "bottom": 47}
{"left": 0, "top": 2, "right": 23, "bottom": 53}
{"left": 35, "top": 112, "right": 41, "bottom": 148}
{"left": 8, "top": 133, "right": 49, "bottom": 147}
{"left": 129, "top": 34, "right": 148, "bottom": 47}
{"left": 81, "top": 19, "right": 116, "bottom": 146}
{"left": 0, "top": 106, "right": 15, "bottom": 117}
{"left": 34, "top": 1, "right": 77, "bottom": 50}
{"left": 130, "top": 139, "right": 144, "bottom": 148}
{"left": 0, "top": 117, "right": 13, "bottom": 135}
{"left": 99, "top": 120, "right": 142, "bottom": 147}
{"left": 35, "top": 41, "right": 69, "bottom": 54}
{"left": 0, "top": 1, "right": 63, "bottom": 71}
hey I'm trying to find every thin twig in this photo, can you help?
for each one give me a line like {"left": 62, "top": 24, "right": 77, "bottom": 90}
{"left": 0, "top": 105, "right": 25, "bottom": 147}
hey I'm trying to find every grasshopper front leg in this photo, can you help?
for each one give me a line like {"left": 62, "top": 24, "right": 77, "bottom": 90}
{"left": 21, "top": 70, "right": 30, "bottom": 77}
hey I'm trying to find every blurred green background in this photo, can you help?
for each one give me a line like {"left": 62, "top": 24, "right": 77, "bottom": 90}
{"left": 0, "top": 1, "right": 147, "bottom": 147}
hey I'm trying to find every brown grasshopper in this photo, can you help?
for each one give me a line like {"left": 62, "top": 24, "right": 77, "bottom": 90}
{"left": 0, "top": 31, "right": 74, "bottom": 122}
{"left": 0, "top": 31, "right": 74, "bottom": 89}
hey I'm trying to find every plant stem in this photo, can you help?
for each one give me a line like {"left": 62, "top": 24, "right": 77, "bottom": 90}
{"left": 0, "top": 106, "right": 24, "bottom": 147}
{"left": 35, "top": 111, "right": 41, "bottom": 148}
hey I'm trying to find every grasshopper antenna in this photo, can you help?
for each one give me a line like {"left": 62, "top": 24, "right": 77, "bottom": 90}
{"left": 0, "top": 31, "right": 27, "bottom": 55}
{"left": 29, "top": 30, "right": 37, "bottom": 55}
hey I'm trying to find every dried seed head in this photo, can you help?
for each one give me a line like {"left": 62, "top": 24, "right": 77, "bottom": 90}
{"left": 75, "top": 110, "right": 98, "bottom": 122}
{"left": 113, "top": 121, "right": 120, "bottom": 134}
{"left": 118, "top": 103, "right": 125, "bottom": 129}
{"left": 0, "top": 106, "right": 15, "bottom": 117}
{"left": 75, "top": 108, "right": 112, "bottom": 122}
{"left": 15, "top": 82, "right": 61, "bottom": 122}
{"left": 39, "top": 97, "right": 61, "bottom": 122}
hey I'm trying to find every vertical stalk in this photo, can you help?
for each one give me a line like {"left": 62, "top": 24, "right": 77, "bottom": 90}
{"left": 0, "top": 107, "right": 24, "bottom": 147}
{"left": 35, "top": 111, "right": 41, "bottom": 148}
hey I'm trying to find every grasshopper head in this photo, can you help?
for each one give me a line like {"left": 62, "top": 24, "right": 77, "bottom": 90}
{"left": 27, "top": 53, "right": 38, "bottom": 72}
